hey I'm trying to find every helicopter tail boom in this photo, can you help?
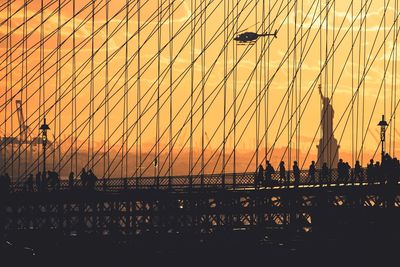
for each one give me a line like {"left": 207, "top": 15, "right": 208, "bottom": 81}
{"left": 260, "top": 29, "right": 278, "bottom": 38}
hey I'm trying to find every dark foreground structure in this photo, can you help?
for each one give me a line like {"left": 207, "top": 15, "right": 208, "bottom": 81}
{"left": 1, "top": 168, "right": 400, "bottom": 266}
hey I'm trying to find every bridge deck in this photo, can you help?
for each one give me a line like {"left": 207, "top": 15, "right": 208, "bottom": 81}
{"left": 9, "top": 169, "right": 390, "bottom": 193}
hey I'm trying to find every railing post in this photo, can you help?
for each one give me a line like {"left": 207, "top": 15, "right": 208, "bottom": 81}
{"left": 222, "top": 173, "right": 225, "bottom": 189}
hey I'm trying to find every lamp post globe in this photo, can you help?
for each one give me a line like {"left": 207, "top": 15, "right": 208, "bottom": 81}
{"left": 378, "top": 115, "right": 388, "bottom": 162}
{"left": 39, "top": 117, "right": 50, "bottom": 174}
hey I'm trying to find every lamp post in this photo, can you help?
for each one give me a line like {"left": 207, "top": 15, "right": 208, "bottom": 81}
{"left": 378, "top": 115, "right": 388, "bottom": 162}
{"left": 39, "top": 117, "right": 50, "bottom": 175}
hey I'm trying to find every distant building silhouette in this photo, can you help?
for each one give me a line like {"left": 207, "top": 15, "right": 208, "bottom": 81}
{"left": 316, "top": 85, "right": 339, "bottom": 168}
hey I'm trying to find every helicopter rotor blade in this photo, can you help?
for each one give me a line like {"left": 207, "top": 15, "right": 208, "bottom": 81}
{"left": 236, "top": 21, "right": 260, "bottom": 34}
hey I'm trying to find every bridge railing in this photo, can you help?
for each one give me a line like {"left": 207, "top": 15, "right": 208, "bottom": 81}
{"left": 8, "top": 167, "right": 381, "bottom": 193}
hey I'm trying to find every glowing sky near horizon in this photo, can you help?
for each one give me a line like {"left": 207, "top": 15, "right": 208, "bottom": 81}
{"left": 1, "top": 0, "right": 399, "bottom": 176}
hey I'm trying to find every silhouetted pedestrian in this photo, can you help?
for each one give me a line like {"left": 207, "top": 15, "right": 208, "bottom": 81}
{"left": 80, "top": 168, "right": 88, "bottom": 188}
{"left": 41, "top": 171, "right": 47, "bottom": 191}
{"left": 374, "top": 161, "right": 382, "bottom": 183}
{"left": 35, "top": 172, "right": 41, "bottom": 192}
{"left": 320, "top": 162, "right": 329, "bottom": 184}
{"left": 384, "top": 153, "right": 395, "bottom": 184}
{"left": 337, "top": 159, "right": 344, "bottom": 183}
{"left": 69, "top": 172, "right": 74, "bottom": 189}
{"left": 87, "top": 169, "right": 97, "bottom": 189}
{"left": 27, "top": 173, "right": 34, "bottom": 192}
{"left": 344, "top": 162, "right": 351, "bottom": 184}
{"left": 293, "top": 161, "right": 300, "bottom": 186}
{"left": 393, "top": 158, "right": 400, "bottom": 183}
{"left": 48, "top": 171, "right": 60, "bottom": 191}
{"left": 354, "top": 160, "right": 362, "bottom": 183}
{"left": 366, "top": 159, "right": 375, "bottom": 184}
{"left": 279, "top": 161, "right": 286, "bottom": 184}
{"left": 265, "top": 161, "right": 275, "bottom": 186}
{"left": 308, "top": 161, "right": 316, "bottom": 183}
{"left": 256, "top": 164, "right": 264, "bottom": 188}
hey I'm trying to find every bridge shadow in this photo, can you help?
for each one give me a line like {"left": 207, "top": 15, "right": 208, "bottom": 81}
{"left": 1, "top": 224, "right": 400, "bottom": 267}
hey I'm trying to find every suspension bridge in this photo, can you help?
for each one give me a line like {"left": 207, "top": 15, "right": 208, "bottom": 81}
{"left": 1, "top": 0, "right": 400, "bottom": 260}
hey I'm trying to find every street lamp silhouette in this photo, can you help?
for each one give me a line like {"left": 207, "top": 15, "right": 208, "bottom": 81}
{"left": 39, "top": 117, "right": 50, "bottom": 174}
{"left": 378, "top": 115, "right": 388, "bottom": 161}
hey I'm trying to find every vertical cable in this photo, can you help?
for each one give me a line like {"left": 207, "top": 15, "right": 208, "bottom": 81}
{"left": 201, "top": 0, "right": 205, "bottom": 176}
{"left": 137, "top": 0, "right": 140, "bottom": 178}
{"left": 104, "top": 0, "right": 110, "bottom": 178}
{"left": 255, "top": 0, "right": 259, "bottom": 169}
{"left": 223, "top": 0, "right": 230, "bottom": 175}
{"left": 156, "top": 0, "right": 161, "bottom": 177}
{"left": 356, "top": 0, "right": 362, "bottom": 162}
{"left": 332, "top": 0, "right": 337, "bottom": 162}
{"left": 190, "top": 0, "right": 195, "bottom": 175}
{"left": 351, "top": 0, "right": 354, "bottom": 165}
{"left": 319, "top": 0, "right": 322, "bottom": 166}
{"left": 4, "top": 0, "right": 9, "bottom": 174}
{"left": 361, "top": 0, "right": 367, "bottom": 164}
{"left": 392, "top": 0, "right": 399, "bottom": 157}
{"left": 232, "top": 0, "right": 237, "bottom": 175}
{"left": 384, "top": 0, "right": 387, "bottom": 121}
{"left": 55, "top": 0, "right": 62, "bottom": 173}
{"left": 324, "top": 0, "right": 328, "bottom": 166}
{"left": 123, "top": 0, "right": 129, "bottom": 178}
{"left": 9, "top": 0, "right": 14, "bottom": 178}
{"left": 265, "top": 0, "right": 270, "bottom": 162}
{"left": 262, "top": 0, "right": 266, "bottom": 163}
{"left": 71, "top": 0, "right": 76, "bottom": 174}
{"left": 122, "top": 0, "right": 126, "bottom": 178}
{"left": 298, "top": 0, "right": 303, "bottom": 163}
{"left": 293, "top": 0, "right": 298, "bottom": 165}
{"left": 24, "top": 0, "right": 29, "bottom": 175}
{"left": 294, "top": 0, "right": 298, "bottom": 163}
{"left": 92, "top": 0, "right": 95, "bottom": 170}
{"left": 168, "top": 0, "right": 174, "bottom": 177}
{"left": 89, "top": 0, "right": 95, "bottom": 169}
{"left": 287, "top": 0, "right": 290, "bottom": 170}
{"left": 39, "top": 0, "right": 44, "bottom": 174}
{"left": 18, "top": 0, "right": 25, "bottom": 178}
{"left": 390, "top": 0, "right": 394, "bottom": 154}
{"left": 222, "top": 0, "right": 226, "bottom": 174}
{"left": 331, "top": 0, "right": 335, "bottom": 153}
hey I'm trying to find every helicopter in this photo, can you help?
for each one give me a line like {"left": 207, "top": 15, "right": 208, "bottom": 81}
{"left": 234, "top": 29, "right": 278, "bottom": 45}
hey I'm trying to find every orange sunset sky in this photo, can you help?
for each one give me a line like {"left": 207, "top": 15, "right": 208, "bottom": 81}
{"left": 1, "top": 0, "right": 400, "bottom": 177}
